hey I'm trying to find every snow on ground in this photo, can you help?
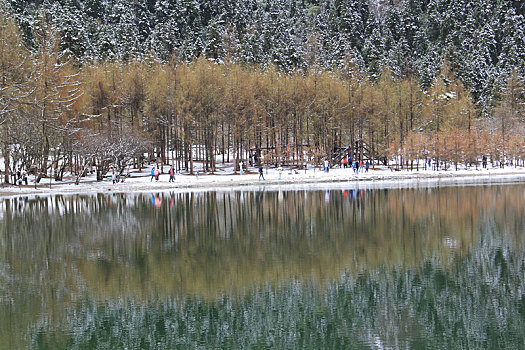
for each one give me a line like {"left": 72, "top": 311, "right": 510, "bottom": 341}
{"left": 1, "top": 163, "right": 525, "bottom": 197}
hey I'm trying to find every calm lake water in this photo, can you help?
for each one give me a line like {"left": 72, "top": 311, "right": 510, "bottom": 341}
{"left": 1, "top": 183, "right": 524, "bottom": 349}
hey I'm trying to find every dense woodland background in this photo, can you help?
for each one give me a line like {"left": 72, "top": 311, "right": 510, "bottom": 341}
{"left": 1, "top": 0, "right": 525, "bottom": 183}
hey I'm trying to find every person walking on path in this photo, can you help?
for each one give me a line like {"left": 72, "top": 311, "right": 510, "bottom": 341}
{"left": 258, "top": 166, "right": 265, "bottom": 181}
{"left": 150, "top": 167, "right": 155, "bottom": 181}
{"left": 324, "top": 159, "right": 329, "bottom": 173}
{"left": 154, "top": 167, "right": 160, "bottom": 181}
{"left": 240, "top": 161, "right": 244, "bottom": 175}
{"left": 278, "top": 165, "right": 283, "bottom": 180}
{"left": 169, "top": 166, "right": 175, "bottom": 182}
{"left": 111, "top": 172, "right": 117, "bottom": 184}
{"left": 365, "top": 160, "right": 369, "bottom": 173}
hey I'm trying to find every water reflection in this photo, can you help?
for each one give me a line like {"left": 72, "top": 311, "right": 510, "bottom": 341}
{"left": 1, "top": 184, "right": 525, "bottom": 348}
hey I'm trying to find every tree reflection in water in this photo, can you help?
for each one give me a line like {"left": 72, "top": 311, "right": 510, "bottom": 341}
{"left": 0, "top": 184, "right": 524, "bottom": 348}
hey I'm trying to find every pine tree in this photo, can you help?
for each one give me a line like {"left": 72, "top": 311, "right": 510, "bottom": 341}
{"left": 362, "top": 25, "right": 384, "bottom": 80}
{"left": 47, "top": 0, "right": 88, "bottom": 58}
{"left": 109, "top": 0, "right": 144, "bottom": 60}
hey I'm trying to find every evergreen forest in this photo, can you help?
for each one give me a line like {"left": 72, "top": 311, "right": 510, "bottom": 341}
{"left": 1, "top": 0, "right": 525, "bottom": 183}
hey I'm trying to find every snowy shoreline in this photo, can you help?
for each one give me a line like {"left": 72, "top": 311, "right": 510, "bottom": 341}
{"left": 2, "top": 165, "right": 525, "bottom": 198}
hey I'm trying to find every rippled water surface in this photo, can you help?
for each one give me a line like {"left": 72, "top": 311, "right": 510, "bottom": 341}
{"left": 1, "top": 184, "right": 525, "bottom": 349}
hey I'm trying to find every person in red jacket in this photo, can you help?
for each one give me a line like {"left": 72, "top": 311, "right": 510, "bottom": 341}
{"left": 169, "top": 166, "right": 175, "bottom": 182}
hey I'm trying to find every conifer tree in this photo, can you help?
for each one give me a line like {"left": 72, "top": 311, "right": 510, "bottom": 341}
{"left": 0, "top": 11, "right": 31, "bottom": 183}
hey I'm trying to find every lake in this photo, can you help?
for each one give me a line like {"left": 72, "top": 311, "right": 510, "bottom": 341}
{"left": 1, "top": 183, "right": 524, "bottom": 349}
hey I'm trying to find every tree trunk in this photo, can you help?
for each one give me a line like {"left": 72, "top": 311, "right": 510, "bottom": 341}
{"left": 3, "top": 138, "right": 10, "bottom": 184}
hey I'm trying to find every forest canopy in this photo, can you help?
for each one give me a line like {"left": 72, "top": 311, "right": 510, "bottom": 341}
{"left": 3, "top": 0, "right": 525, "bottom": 111}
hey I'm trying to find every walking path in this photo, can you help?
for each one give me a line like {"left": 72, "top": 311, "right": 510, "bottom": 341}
{"left": 2, "top": 164, "right": 525, "bottom": 197}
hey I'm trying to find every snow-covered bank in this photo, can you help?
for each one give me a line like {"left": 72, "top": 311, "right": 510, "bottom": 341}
{"left": 2, "top": 165, "right": 525, "bottom": 197}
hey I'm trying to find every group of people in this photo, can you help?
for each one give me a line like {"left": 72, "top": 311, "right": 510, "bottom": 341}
{"left": 352, "top": 159, "right": 369, "bottom": 174}
{"left": 148, "top": 166, "right": 176, "bottom": 183}
{"left": 324, "top": 156, "right": 369, "bottom": 174}
{"left": 111, "top": 165, "right": 177, "bottom": 185}
{"left": 342, "top": 156, "right": 369, "bottom": 174}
